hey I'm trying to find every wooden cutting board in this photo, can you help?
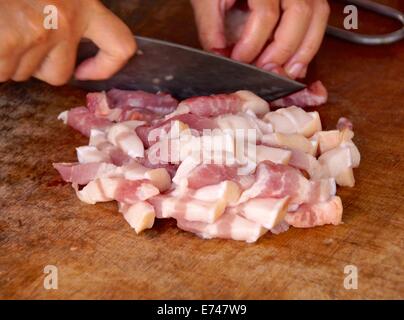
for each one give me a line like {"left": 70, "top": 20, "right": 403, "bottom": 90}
{"left": 0, "top": 0, "right": 403, "bottom": 299}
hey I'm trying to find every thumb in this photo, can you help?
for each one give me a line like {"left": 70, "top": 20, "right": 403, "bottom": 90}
{"left": 75, "top": 3, "right": 136, "bottom": 80}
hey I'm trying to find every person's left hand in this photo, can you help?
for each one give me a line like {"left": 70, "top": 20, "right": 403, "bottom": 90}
{"left": 191, "top": 0, "right": 330, "bottom": 79}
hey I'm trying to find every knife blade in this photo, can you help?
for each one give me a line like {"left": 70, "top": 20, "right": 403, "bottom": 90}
{"left": 72, "top": 36, "right": 305, "bottom": 101}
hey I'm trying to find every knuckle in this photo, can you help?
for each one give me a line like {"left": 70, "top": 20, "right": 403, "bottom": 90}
{"left": 115, "top": 40, "right": 136, "bottom": 61}
{"left": 44, "top": 71, "right": 71, "bottom": 86}
{"left": 30, "top": 27, "right": 51, "bottom": 46}
{"left": 318, "top": 1, "right": 331, "bottom": 17}
{"left": 0, "top": 34, "right": 20, "bottom": 56}
{"left": 260, "top": 9, "right": 279, "bottom": 22}
{"left": 291, "top": 1, "right": 312, "bottom": 17}
{"left": 276, "top": 45, "right": 295, "bottom": 58}
{"left": 301, "top": 42, "right": 318, "bottom": 58}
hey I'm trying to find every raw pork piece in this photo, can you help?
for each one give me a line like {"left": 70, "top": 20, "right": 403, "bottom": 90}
{"left": 119, "top": 201, "right": 156, "bottom": 234}
{"left": 270, "top": 81, "right": 328, "bottom": 108}
{"left": 263, "top": 106, "right": 322, "bottom": 137}
{"left": 107, "top": 89, "right": 178, "bottom": 115}
{"left": 285, "top": 196, "right": 343, "bottom": 228}
{"left": 177, "top": 90, "right": 269, "bottom": 117}
{"left": 177, "top": 212, "right": 268, "bottom": 243}
{"left": 136, "top": 114, "right": 217, "bottom": 148}
{"left": 150, "top": 181, "right": 240, "bottom": 223}
{"left": 76, "top": 178, "right": 159, "bottom": 205}
{"left": 53, "top": 162, "right": 118, "bottom": 185}
{"left": 229, "top": 196, "right": 290, "bottom": 229}
{"left": 55, "top": 87, "right": 360, "bottom": 242}
{"left": 59, "top": 107, "right": 111, "bottom": 137}
{"left": 238, "top": 161, "right": 336, "bottom": 205}
{"left": 87, "top": 91, "right": 160, "bottom": 122}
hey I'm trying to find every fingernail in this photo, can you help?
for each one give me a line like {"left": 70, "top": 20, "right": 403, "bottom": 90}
{"left": 285, "top": 63, "right": 305, "bottom": 79}
{"left": 298, "top": 65, "right": 308, "bottom": 79}
{"left": 211, "top": 47, "right": 231, "bottom": 58}
{"left": 261, "top": 63, "right": 278, "bottom": 72}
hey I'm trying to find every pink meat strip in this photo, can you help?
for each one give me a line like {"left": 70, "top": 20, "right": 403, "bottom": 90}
{"left": 183, "top": 164, "right": 256, "bottom": 190}
{"left": 186, "top": 164, "right": 239, "bottom": 189}
{"left": 180, "top": 93, "right": 242, "bottom": 117}
{"left": 86, "top": 91, "right": 168, "bottom": 122}
{"left": 270, "top": 81, "right": 328, "bottom": 108}
{"left": 238, "top": 161, "right": 336, "bottom": 205}
{"left": 106, "top": 89, "right": 178, "bottom": 115}
{"left": 115, "top": 179, "right": 159, "bottom": 204}
{"left": 285, "top": 196, "right": 343, "bottom": 228}
{"left": 138, "top": 157, "right": 178, "bottom": 178}
{"left": 76, "top": 177, "right": 159, "bottom": 205}
{"left": 66, "top": 107, "right": 111, "bottom": 137}
{"left": 53, "top": 162, "right": 116, "bottom": 185}
{"left": 136, "top": 113, "right": 217, "bottom": 147}
{"left": 176, "top": 212, "right": 267, "bottom": 243}
{"left": 88, "top": 140, "right": 131, "bottom": 166}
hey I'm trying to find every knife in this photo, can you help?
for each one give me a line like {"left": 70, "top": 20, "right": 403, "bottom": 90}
{"left": 72, "top": 36, "right": 305, "bottom": 101}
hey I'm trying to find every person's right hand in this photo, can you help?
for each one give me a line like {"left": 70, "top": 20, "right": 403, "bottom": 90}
{"left": 0, "top": 0, "right": 136, "bottom": 85}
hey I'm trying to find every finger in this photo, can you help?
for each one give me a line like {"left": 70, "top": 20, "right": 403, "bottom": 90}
{"left": 256, "top": 0, "right": 313, "bottom": 74}
{"left": 231, "top": 0, "right": 280, "bottom": 63}
{"left": 34, "top": 41, "right": 77, "bottom": 86}
{"left": 284, "top": 0, "right": 330, "bottom": 78}
{"left": 0, "top": 55, "right": 20, "bottom": 83}
{"left": 12, "top": 44, "right": 52, "bottom": 82}
{"left": 75, "top": 3, "right": 136, "bottom": 80}
{"left": 190, "top": 0, "right": 229, "bottom": 51}
{"left": 298, "top": 64, "right": 308, "bottom": 78}
{"left": 0, "top": 33, "right": 24, "bottom": 82}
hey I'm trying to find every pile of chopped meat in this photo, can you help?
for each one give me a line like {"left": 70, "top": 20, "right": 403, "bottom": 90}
{"left": 54, "top": 83, "right": 360, "bottom": 243}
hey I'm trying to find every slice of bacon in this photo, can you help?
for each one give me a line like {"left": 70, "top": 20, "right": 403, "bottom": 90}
{"left": 136, "top": 114, "right": 217, "bottom": 148}
{"left": 285, "top": 196, "right": 343, "bottom": 228}
{"left": 75, "top": 178, "right": 159, "bottom": 205}
{"left": 107, "top": 122, "right": 145, "bottom": 158}
{"left": 179, "top": 93, "right": 242, "bottom": 117}
{"left": 262, "top": 132, "right": 316, "bottom": 155}
{"left": 238, "top": 161, "right": 336, "bottom": 205}
{"left": 107, "top": 89, "right": 178, "bottom": 115}
{"left": 54, "top": 161, "right": 171, "bottom": 192}
{"left": 150, "top": 180, "right": 240, "bottom": 223}
{"left": 176, "top": 212, "right": 268, "bottom": 243}
{"left": 229, "top": 196, "right": 290, "bottom": 229}
{"left": 63, "top": 107, "right": 111, "bottom": 137}
{"left": 118, "top": 201, "right": 156, "bottom": 234}
{"left": 53, "top": 162, "right": 117, "bottom": 185}
{"left": 270, "top": 81, "right": 328, "bottom": 108}
{"left": 184, "top": 164, "right": 239, "bottom": 189}
{"left": 177, "top": 91, "right": 269, "bottom": 118}
{"left": 264, "top": 106, "right": 322, "bottom": 137}
{"left": 87, "top": 91, "right": 166, "bottom": 122}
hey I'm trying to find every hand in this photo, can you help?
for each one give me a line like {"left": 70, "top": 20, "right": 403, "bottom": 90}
{"left": 0, "top": 0, "right": 136, "bottom": 85}
{"left": 191, "top": 0, "right": 330, "bottom": 79}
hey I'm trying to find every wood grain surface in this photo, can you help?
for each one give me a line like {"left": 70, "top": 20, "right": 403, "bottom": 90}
{"left": 0, "top": 0, "right": 403, "bottom": 299}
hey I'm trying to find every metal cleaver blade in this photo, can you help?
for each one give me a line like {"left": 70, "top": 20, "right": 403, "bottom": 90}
{"left": 72, "top": 36, "right": 305, "bottom": 101}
